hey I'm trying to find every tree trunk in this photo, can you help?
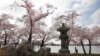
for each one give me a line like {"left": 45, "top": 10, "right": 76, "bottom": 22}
{"left": 81, "top": 40, "right": 87, "bottom": 55}
{"left": 88, "top": 39, "right": 91, "bottom": 54}
{"left": 3, "top": 23, "right": 8, "bottom": 45}
{"left": 15, "top": 42, "right": 18, "bottom": 47}
{"left": 28, "top": 27, "right": 32, "bottom": 43}
{"left": 15, "top": 39, "right": 19, "bottom": 47}
{"left": 4, "top": 33, "right": 7, "bottom": 45}
{"left": 40, "top": 34, "right": 46, "bottom": 47}
{"left": 26, "top": 3, "right": 33, "bottom": 43}
{"left": 28, "top": 17, "right": 33, "bottom": 43}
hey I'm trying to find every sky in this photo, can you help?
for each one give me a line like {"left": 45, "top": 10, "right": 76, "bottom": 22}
{"left": 0, "top": 0, "right": 100, "bottom": 29}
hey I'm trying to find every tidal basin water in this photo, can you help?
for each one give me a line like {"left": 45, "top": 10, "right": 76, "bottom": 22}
{"left": 34, "top": 46, "right": 100, "bottom": 54}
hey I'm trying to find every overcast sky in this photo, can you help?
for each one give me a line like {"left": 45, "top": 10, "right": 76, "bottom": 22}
{"left": 0, "top": 0, "right": 100, "bottom": 28}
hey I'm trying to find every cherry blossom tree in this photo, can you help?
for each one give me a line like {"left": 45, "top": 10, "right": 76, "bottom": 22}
{"left": 92, "top": 26, "right": 100, "bottom": 37}
{"left": 0, "top": 14, "right": 15, "bottom": 45}
{"left": 10, "top": 0, "right": 56, "bottom": 43}
{"left": 23, "top": 0, "right": 56, "bottom": 43}
{"left": 48, "top": 10, "right": 80, "bottom": 44}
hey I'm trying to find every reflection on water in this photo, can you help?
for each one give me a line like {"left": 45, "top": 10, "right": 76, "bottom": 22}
{"left": 34, "top": 46, "right": 100, "bottom": 54}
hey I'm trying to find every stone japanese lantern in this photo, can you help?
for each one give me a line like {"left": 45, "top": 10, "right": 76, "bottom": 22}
{"left": 57, "top": 23, "right": 70, "bottom": 55}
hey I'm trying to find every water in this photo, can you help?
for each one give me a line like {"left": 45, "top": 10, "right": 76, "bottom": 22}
{"left": 34, "top": 46, "right": 100, "bottom": 54}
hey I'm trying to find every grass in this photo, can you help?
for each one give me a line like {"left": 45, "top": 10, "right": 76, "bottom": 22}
{"left": 50, "top": 53, "right": 100, "bottom": 56}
